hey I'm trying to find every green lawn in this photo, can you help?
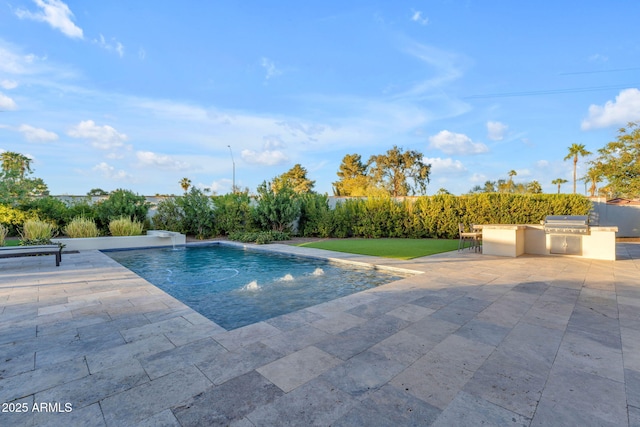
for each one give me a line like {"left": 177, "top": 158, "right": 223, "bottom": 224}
{"left": 2, "top": 239, "right": 20, "bottom": 247}
{"left": 296, "top": 238, "right": 459, "bottom": 260}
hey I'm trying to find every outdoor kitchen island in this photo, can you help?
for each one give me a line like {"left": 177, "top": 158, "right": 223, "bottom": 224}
{"left": 480, "top": 221, "right": 618, "bottom": 260}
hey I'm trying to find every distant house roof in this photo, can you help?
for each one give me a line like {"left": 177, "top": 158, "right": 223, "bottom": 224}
{"left": 606, "top": 198, "right": 640, "bottom": 205}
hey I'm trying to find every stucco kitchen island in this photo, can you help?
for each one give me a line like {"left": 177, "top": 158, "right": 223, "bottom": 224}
{"left": 481, "top": 224, "right": 618, "bottom": 260}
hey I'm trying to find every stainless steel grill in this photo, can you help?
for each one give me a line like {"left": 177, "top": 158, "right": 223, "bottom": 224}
{"left": 543, "top": 215, "right": 590, "bottom": 255}
{"left": 543, "top": 215, "right": 590, "bottom": 235}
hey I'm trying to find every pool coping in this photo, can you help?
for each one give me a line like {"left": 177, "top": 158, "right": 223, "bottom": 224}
{"left": 1, "top": 243, "right": 639, "bottom": 426}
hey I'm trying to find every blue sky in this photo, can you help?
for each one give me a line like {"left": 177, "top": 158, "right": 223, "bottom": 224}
{"left": 1, "top": 1, "right": 639, "bottom": 196}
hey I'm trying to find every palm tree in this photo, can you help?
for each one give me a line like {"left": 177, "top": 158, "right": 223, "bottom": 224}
{"left": 179, "top": 177, "right": 191, "bottom": 193}
{"left": 507, "top": 170, "right": 517, "bottom": 192}
{"left": 0, "top": 151, "right": 32, "bottom": 179}
{"left": 564, "top": 144, "right": 591, "bottom": 194}
{"left": 552, "top": 178, "right": 568, "bottom": 194}
{"left": 582, "top": 167, "right": 602, "bottom": 197}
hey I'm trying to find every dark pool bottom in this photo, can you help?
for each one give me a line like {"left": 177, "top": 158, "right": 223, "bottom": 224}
{"left": 105, "top": 243, "right": 408, "bottom": 330}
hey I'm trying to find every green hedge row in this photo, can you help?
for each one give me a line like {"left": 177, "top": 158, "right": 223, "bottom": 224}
{"left": 309, "top": 193, "right": 592, "bottom": 239}
{"left": 151, "top": 192, "right": 591, "bottom": 240}
{"left": 2, "top": 192, "right": 592, "bottom": 241}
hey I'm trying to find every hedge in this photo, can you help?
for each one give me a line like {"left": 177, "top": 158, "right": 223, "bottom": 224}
{"left": 322, "top": 193, "right": 592, "bottom": 239}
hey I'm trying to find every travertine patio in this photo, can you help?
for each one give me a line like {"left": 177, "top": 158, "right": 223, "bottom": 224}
{"left": 1, "top": 242, "right": 639, "bottom": 426}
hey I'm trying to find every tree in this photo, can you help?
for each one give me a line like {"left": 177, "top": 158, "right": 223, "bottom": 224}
{"left": 1, "top": 151, "right": 32, "bottom": 178}
{"left": 564, "top": 143, "right": 592, "bottom": 194}
{"left": 333, "top": 154, "right": 370, "bottom": 196}
{"left": 526, "top": 180, "right": 543, "bottom": 194}
{"left": 87, "top": 188, "right": 109, "bottom": 196}
{"left": 589, "top": 122, "right": 640, "bottom": 198}
{"left": 272, "top": 164, "right": 315, "bottom": 194}
{"left": 582, "top": 167, "right": 603, "bottom": 198}
{"left": 179, "top": 178, "right": 192, "bottom": 193}
{"left": 483, "top": 181, "right": 497, "bottom": 192}
{"left": 0, "top": 151, "right": 48, "bottom": 203}
{"left": 552, "top": 178, "right": 568, "bottom": 194}
{"left": 367, "top": 146, "right": 430, "bottom": 197}
{"left": 507, "top": 170, "right": 517, "bottom": 192}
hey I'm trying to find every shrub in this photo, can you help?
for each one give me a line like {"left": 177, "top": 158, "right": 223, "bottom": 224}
{"left": 109, "top": 216, "right": 144, "bottom": 236}
{"left": 18, "top": 196, "right": 71, "bottom": 229}
{"left": 152, "top": 197, "right": 185, "bottom": 233}
{"left": 20, "top": 219, "right": 55, "bottom": 245}
{"left": 0, "top": 204, "right": 34, "bottom": 236}
{"left": 64, "top": 217, "right": 100, "bottom": 238}
{"left": 254, "top": 181, "right": 300, "bottom": 233}
{"left": 66, "top": 198, "right": 98, "bottom": 222}
{"left": 212, "top": 192, "right": 254, "bottom": 235}
{"left": 95, "top": 189, "right": 150, "bottom": 231}
{"left": 177, "top": 188, "right": 215, "bottom": 239}
{"left": 297, "top": 193, "right": 330, "bottom": 237}
{"left": 228, "top": 230, "right": 290, "bottom": 244}
{"left": 0, "top": 223, "right": 7, "bottom": 246}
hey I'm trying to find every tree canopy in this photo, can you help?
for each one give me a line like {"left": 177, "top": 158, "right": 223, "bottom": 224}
{"left": 332, "top": 154, "right": 370, "bottom": 196}
{"left": 564, "top": 143, "right": 591, "bottom": 194}
{"left": 588, "top": 122, "right": 640, "bottom": 198}
{"left": 367, "top": 146, "right": 430, "bottom": 197}
{"left": 272, "top": 164, "right": 315, "bottom": 194}
{"left": 0, "top": 151, "right": 49, "bottom": 204}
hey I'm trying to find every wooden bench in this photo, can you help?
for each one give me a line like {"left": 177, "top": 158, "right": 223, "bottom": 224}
{"left": 0, "top": 245, "right": 63, "bottom": 266}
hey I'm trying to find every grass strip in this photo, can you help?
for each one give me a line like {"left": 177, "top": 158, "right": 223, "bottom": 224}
{"left": 297, "top": 238, "right": 459, "bottom": 260}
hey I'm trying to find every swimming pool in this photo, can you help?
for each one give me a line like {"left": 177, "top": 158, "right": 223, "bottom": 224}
{"left": 105, "top": 244, "right": 407, "bottom": 330}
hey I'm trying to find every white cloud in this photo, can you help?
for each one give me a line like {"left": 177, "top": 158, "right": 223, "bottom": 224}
{"left": 15, "top": 0, "right": 83, "bottom": 39}
{"left": 209, "top": 178, "right": 232, "bottom": 193}
{"left": 19, "top": 124, "right": 58, "bottom": 142}
{"left": 536, "top": 160, "right": 549, "bottom": 168}
{"left": 487, "top": 121, "right": 508, "bottom": 141}
{"left": 1, "top": 80, "right": 18, "bottom": 89}
{"left": 241, "top": 148, "right": 289, "bottom": 166}
{"left": 0, "top": 92, "right": 17, "bottom": 110}
{"left": 136, "top": 151, "right": 189, "bottom": 170}
{"left": 94, "top": 34, "right": 125, "bottom": 58}
{"left": 0, "top": 42, "right": 52, "bottom": 76}
{"left": 425, "top": 157, "right": 466, "bottom": 175}
{"left": 470, "top": 173, "right": 487, "bottom": 183}
{"left": 92, "top": 162, "right": 130, "bottom": 180}
{"left": 68, "top": 120, "right": 128, "bottom": 150}
{"left": 260, "top": 57, "right": 282, "bottom": 80}
{"left": 263, "top": 135, "right": 286, "bottom": 150}
{"left": 411, "top": 10, "right": 429, "bottom": 25}
{"left": 428, "top": 130, "right": 489, "bottom": 155}
{"left": 581, "top": 88, "right": 640, "bottom": 130}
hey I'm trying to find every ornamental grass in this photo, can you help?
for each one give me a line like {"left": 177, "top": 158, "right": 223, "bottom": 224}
{"left": 0, "top": 224, "right": 7, "bottom": 246}
{"left": 20, "top": 219, "right": 55, "bottom": 245}
{"left": 109, "top": 216, "right": 144, "bottom": 236}
{"left": 64, "top": 217, "right": 100, "bottom": 238}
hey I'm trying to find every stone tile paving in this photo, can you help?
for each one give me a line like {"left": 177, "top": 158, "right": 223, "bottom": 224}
{"left": 0, "top": 243, "right": 639, "bottom": 426}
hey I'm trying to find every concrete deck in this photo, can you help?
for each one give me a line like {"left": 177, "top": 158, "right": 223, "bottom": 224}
{"left": 1, "top": 243, "right": 639, "bottom": 426}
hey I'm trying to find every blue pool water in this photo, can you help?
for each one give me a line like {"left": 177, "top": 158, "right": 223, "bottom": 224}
{"left": 105, "top": 244, "right": 406, "bottom": 330}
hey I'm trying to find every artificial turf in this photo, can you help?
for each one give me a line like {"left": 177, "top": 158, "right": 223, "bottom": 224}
{"left": 296, "top": 238, "right": 459, "bottom": 260}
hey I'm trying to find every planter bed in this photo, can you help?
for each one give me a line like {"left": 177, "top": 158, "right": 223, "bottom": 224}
{"left": 52, "top": 230, "right": 186, "bottom": 251}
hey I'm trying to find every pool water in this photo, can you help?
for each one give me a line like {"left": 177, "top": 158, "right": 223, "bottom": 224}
{"left": 105, "top": 244, "right": 407, "bottom": 330}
